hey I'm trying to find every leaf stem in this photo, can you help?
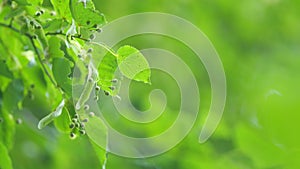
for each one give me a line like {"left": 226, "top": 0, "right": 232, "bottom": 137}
{"left": 45, "top": 32, "right": 89, "bottom": 41}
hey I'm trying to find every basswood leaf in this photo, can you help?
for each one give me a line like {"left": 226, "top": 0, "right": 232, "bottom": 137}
{"left": 117, "top": 45, "right": 151, "bottom": 84}
{"left": 0, "top": 60, "right": 13, "bottom": 79}
{"left": 29, "top": 0, "right": 43, "bottom": 5}
{"left": 14, "top": 0, "right": 30, "bottom": 6}
{"left": 0, "top": 143, "right": 13, "bottom": 169}
{"left": 38, "top": 100, "right": 65, "bottom": 129}
{"left": 85, "top": 116, "right": 107, "bottom": 167}
{"left": 34, "top": 27, "right": 48, "bottom": 50}
{"left": 43, "top": 19, "right": 69, "bottom": 32}
{"left": 0, "top": 108, "right": 16, "bottom": 151}
{"left": 70, "top": 0, "right": 106, "bottom": 28}
{"left": 2, "top": 79, "right": 24, "bottom": 111}
{"left": 87, "top": 43, "right": 119, "bottom": 96}
{"left": 50, "top": 0, "right": 72, "bottom": 22}
{"left": 54, "top": 107, "right": 71, "bottom": 133}
{"left": 48, "top": 37, "right": 64, "bottom": 59}
{"left": 52, "top": 58, "right": 72, "bottom": 96}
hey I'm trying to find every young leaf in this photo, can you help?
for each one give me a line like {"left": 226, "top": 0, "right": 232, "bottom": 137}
{"left": 117, "top": 45, "right": 151, "bottom": 84}
{"left": 0, "top": 143, "right": 13, "bottom": 169}
{"left": 54, "top": 107, "right": 71, "bottom": 133}
{"left": 85, "top": 43, "right": 119, "bottom": 95}
{"left": 70, "top": 0, "right": 106, "bottom": 28}
{"left": 52, "top": 58, "right": 72, "bottom": 96}
{"left": 50, "top": 0, "right": 72, "bottom": 22}
{"left": 38, "top": 99, "right": 65, "bottom": 129}
{"left": 0, "top": 108, "right": 16, "bottom": 151}
{"left": 85, "top": 116, "right": 107, "bottom": 167}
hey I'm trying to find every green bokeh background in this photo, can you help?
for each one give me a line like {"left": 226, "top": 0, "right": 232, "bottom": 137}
{"left": 8, "top": 0, "right": 300, "bottom": 168}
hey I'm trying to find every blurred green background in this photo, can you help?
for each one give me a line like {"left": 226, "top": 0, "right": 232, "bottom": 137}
{"left": 11, "top": 0, "right": 300, "bottom": 169}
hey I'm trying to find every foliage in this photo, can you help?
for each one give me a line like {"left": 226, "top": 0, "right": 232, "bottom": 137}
{"left": 0, "top": 0, "right": 150, "bottom": 168}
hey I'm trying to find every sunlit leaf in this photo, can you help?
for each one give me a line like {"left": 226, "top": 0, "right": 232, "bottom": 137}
{"left": 117, "top": 45, "right": 151, "bottom": 83}
{"left": 50, "top": 0, "right": 72, "bottom": 22}
{"left": 0, "top": 143, "right": 13, "bottom": 169}
{"left": 70, "top": 0, "right": 106, "bottom": 28}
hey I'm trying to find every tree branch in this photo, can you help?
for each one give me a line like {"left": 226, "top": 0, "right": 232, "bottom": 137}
{"left": 0, "top": 22, "right": 58, "bottom": 87}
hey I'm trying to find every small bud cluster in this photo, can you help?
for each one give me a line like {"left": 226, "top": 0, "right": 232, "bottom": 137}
{"left": 69, "top": 113, "right": 87, "bottom": 139}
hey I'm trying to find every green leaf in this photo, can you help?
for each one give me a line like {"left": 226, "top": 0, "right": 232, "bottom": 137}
{"left": 50, "top": 0, "right": 72, "bottom": 22}
{"left": 117, "top": 45, "right": 151, "bottom": 83}
{"left": 14, "top": 0, "right": 30, "bottom": 6}
{"left": 0, "top": 108, "right": 16, "bottom": 151}
{"left": 98, "top": 52, "right": 119, "bottom": 95}
{"left": 0, "top": 60, "right": 13, "bottom": 79}
{"left": 85, "top": 116, "right": 107, "bottom": 167}
{"left": 4, "top": 7, "right": 25, "bottom": 20}
{"left": 38, "top": 99, "right": 65, "bottom": 129}
{"left": 54, "top": 107, "right": 71, "bottom": 133}
{"left": 52, "top": 58, "right": 72, "bottom": 95}
{"left": 48, "top": 36, "right": 64, "bottom": 59}
{"left": 34, "top": 27, "right": 48, "bottom": 50}
{"left": 70, "top": 0, "right": 106, "bottom": 28}
{"left": 0, "top": 143, "right": 13, "bottom": 169}
{"left": 43, "top": 19, "right": 69, "bottom": 32}
{"left": 2, "top": 79, "right": 24, "bottom": 111}
{"left": 28, "top": 0, "right": 43, "bottom": 5}
{"left": 90, "top": 140, "right": 107, "bottom": 169}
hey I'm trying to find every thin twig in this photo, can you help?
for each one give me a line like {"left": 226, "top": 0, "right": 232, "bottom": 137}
{"left": 45, "top": 31, "right": 89, "bottom": 41}
{"left": 29, "top": 37, "right": 58, "bottom": 87}
{"left": 0, "top": 22, "right": 58, "bottom": 87}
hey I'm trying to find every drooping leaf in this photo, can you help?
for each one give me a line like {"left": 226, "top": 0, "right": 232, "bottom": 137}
{"left": 2, "top": 79, "right": 24, "bottom": 111}
{"left": 54, "top": 107, "right": 71, "bottom": 133}
{"left": 117, "top": 45, "right": 151, "bottom": 83}
{"left": 0, "top": 60, "right": 13, "bottom": 79}
{"left": 0, "top": 143, "right": 13, "bottom": 169}
{"left": 38, "top": 99, "right": 65, "bottom": 129}
{"left": 85, "top": 116, "right": 107, "bottom": 167}
{"left": 52, "top": 58, "right": 72, "bottom": 95}
{"left": 50, "top": 0, "right": 72, "bottom": 22}
{"left": 0, "top": 108, "right": 15, "bottom": 151}
{"left": 70, "top": 0, "right": 106, "bottom": 28}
